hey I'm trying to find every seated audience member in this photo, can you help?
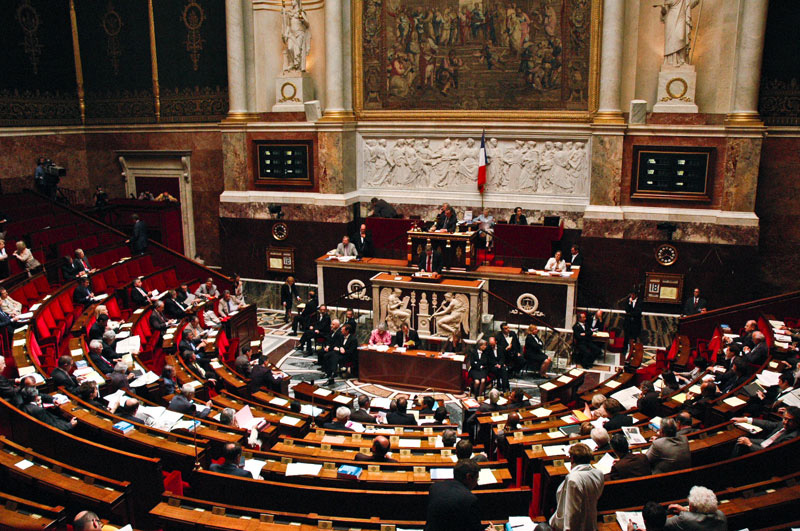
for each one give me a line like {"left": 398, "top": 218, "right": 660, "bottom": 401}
{"left": 113, "top": 397, "right": 144, "bottom": 423}
{"left": 425, "top": 459, "right": 486, "bottom": 531}
{"left": 73, "top": 277, "right": 99, "bottom": 306}
{"left": 89, "top": 313, "right": 111, "bottom": 342}
{"left": 231, "top": 273, "right": 245, "bottom": 306}
{"left": 77, "top": 380, "right": 105, "bottom": 409}
{"left": 505, "top": 389, "right": 529, "bottom": 410}
{"left": 589, "top": 309, "right": 604, "bottom": 333}
{"left": 685, "top": 381, "right": 719, "bottom": 421}
{"left": 603, "top": 398, "right": 634, "bottom": 431}
{"left": 335, "top": 235, "right": 358, "bottom": 257}
{"left": 217, "top": 289, "right": 244, "bottom": 319}
{"left": 488, "top": 336, "right": 510, "bottom": 392}
{"left": 110, "top": 362, "right": 134, "bottom": 392}
{"left": 88, "top": 339, "right": 115, "bottom": 375}
{"left": 160, "top": 365, "right": 177, "bottom": 396}
{"left": 637, "top": 380, "right": 661, "bottom": 418}
{"left": 291, "top": 290, "right": 318, "bottom": 336}
{"left": 743, "top": 331, "right": 768, "bottom": 365}
{"left": 441, "top": 329, "right": 465, "bottom": 354}
{"left": 0, "top": 358, "right": 17, "bottom": 401}
{"left": 182, "top": 351, "right": 216, "bottom": 386}
{"left": 179, "top": 328, "right": 208, "bottom": 358}
{"left": 219, "top": 407, "right": 236, "bottom": 426}
{"left": 353, "top": 224, "right": 374, "bottom": 257}
{"left": 495, "top": 322, "right": 523, "bottom": 374}
{"left": 675, "top": 411, "right": 694, "bottom": 435}
{"left": 455, "top": 439, "right": 488, "bottom": 462}
{"left": 369, "top": 321, "right": 392, "bottom": 346}
{"left": 130, "top": 277, "right": 152, "bottom": 307}
{"left": 716, "top": 357, "right": 750, "bottom": 394}
{"left": 660, "top": 371, "right": 681, "bottom": 398}
{"left": 163, "top": 290, "right": 188, "bottom": 319}
{"left": 419, "top": 395, "right": 437, "bottom": 415}
{"left": 573, "top": 312, "right": 601, "bottom": 369}
{"left": 183, "top": 315, "right": 207, "bottom": 339}
{"left": 641, "top": 501, "right": 668, "bottom": 531}
{"left": 682, "top": 287, "right": 708, "bottom": 316}
{"left": 508, "top": 206, "right": 527, "bottom": 225}
{"left": 441, "top": 429, "right": 458, "bottom": 447}
{"left": 731, "top": 406, "right": 800, "bottom": 456}
{"left": 418, "top": 243, "right": 444, "bottom": 273}
{"left": 175, "top": 283, "right": 195, "bottom": 305}
{"left": 549, "top": 443, "right": 604, "bottom": 531}
{"left": 320, "top": 318, "right": 342, "bottom": 365}
{"left": 524, "top": 324, "right": 552, "bottom": 377}
{"left": 62, "top": 254, "right": 80, "bottom": 281}
{"left": 393, "top": 322, "right": 420, "bottom": 348}
{"left": 544, "top": 250, "right": 567, "bottom": 272}
{"left": 0, "top": 287, "right": 22, "bottom": 317}
{"left": 608, "top": 433, "right": 650, "bottom": 480}
{"left": 468, "top": 339, "right": 492, "bottom": 397}
{"left": 102, "top": 330, "right": 121, "bottom": 362}
{"left": 647, "top": 418, "right": 690, "bottom": 474}
{"left": 149, "top": 300, "right": 173, "bottom": 334}
{"left": 350, "top": 394, "right": 376, "bottom": 424}
{"left": 0, "top": 240, "right": 6, "bottom": 278}
{"left": 591, "top": 427, "right": 611, "bottom": 452}
{"left": 168, "top": 384, "right": 212, "bottom": 419}
{"left": 73, "top": 248, "right": 95, "bottom": 275}
{"left": 473, "top": 208, "right": 495, "bottom": 247}
{"left": 51, "top": 355, "right": 80, "bottom": 393}
{"left": 73, "top": 510, "right": 104, "bottom": 531}
{"left": 210, "top": 443, "right": 252, "bottom": 478}
{"left": 736, "top": 319, "right": 759, "bottom": 349}
{"left": 323, "top": 406, "right": 354, "bottom": 431}
{"left": 343, "top": 308, "right": 358, "bottom": 337}
{"left": 19, "top": 387, "right": 77, "bottom": 431}
{"left": 568, "top": 244, "right": 583, "bottom": 269}
{"left": 299, "top": 304, "right": 330, "bottom": 355}
{"left": 194, "top": 278, "right": 219, "bottom": 299}
{"left": 434, "top": 206, "right": 457, "bottom": 233}
{"left": 715, "top": 342, "right": 740, "bottom": 370}
{"left": 13, "top": 241, "right": 41, "bottom": 272}
{"left": 433, "top": 407, "right": 449, "bottom": 424}
{"left": 676, "top": 356, "right": 708, "bottom": 384}
{"left": 355, "top": 435, "right": 397, "bottom": 463}
{"left": 249, "top": 356, "right": 279, "bottom": 393}
{"left": 584, "top": 394, "right": 608, "bottom": 419}
{"left": 369, "top": 197, "right": 397, "bottom": 218}
{"left": 235, "top": 346, "right": 253, "bottom": 377}
{"left": 387, "top": 397, "right": 417, "bottom": 426}
{"left": 664, "top": 486, "right": 727, "bottom": 531}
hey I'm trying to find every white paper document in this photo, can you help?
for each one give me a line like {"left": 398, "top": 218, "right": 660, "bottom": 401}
{"left": 285, "top": 462, "right": 322, "bottom": 477}
{"left": 243, "top": 459, "right": 266, "bottom": 479}
{"left": 477, "top": 468, "right": 498, "bottom": 486}
{"left": 430, "top": 468, "right": 454, "bottom": 480}
{"left": 594, "top": 453, "right": 616, "bottom": 474}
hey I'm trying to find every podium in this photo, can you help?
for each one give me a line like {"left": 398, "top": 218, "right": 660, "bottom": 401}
{"left": 407, "top": 230, "right": 479, "bottom": 271}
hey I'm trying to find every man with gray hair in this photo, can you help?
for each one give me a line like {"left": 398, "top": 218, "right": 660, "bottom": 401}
{"left": 219, "top": 407, "right": 236, "bottom": 426}
{"left": 665, "top": 485, "right": 727, "bottom": 530}
{"left": 168, "top": 383, "right": 212, "bottom": 419}
{"left": 323, "top": 406, "right": 353, "bottom": 431}
{"left": 590, "top": 426, "right": 610, "bottom": 451}
{"left": 647, "top": 417, "right": 690, "bottom": 474}
{"left": 743, "top": 331, "right": 768, "bottom": 365}
{"left": 88, "top": 339, "right": 114, "bottom": 375}
{"left": 218, "top": 289, "right": 243, "bottom": 319}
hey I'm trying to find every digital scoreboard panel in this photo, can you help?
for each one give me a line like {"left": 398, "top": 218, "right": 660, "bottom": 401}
{"left": 255, "top": 140, "right": 313, "bottom": 187}
{"left": 632, "top": 146, "right": 715, "bottom": 202}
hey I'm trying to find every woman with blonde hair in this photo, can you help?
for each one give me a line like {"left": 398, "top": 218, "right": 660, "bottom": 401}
{"left": 13, "top": 241, "right": 41, "bottom": 274}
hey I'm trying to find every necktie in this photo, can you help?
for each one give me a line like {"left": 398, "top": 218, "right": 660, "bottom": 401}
{"left": 761, "top": 428, "right": 785, "bottom": 448}
{"left": 695, "top": 298, "right": 698, "bottom": 305}
{"left": 427, "top": 255, "right": 432, "bottom": 272}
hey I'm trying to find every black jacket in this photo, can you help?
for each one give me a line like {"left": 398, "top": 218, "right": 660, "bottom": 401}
{"left": 210, "top": 462, "right": 253, "bottom": 478}
{"left": 73, "top": 285, "right": 95, "bottom": 306}
{"left": 89, "top": 351, "right": 115, "bottom": 375}
{"left": 131, "top": 287, "right": 150, "bottom": 307}
{"left": 131, "top": 220, "right": 148, "bottom": 253}
{"left": 280, "top": 283, "right": 299, "bottom": 307}
{"left": 425, "top": 480, "right": 483, "bottom": 531}
{"left": 50, "top": 367, "right": 79, "bottom": 394}
{"left": 393, "top": 328, "right": 421, "bottom": 347}
{"left": 386, "top": 411, "right": 417, "bottom": 426}
{"left": 249, "top": 364, "right": 277, "bottom": 394}
{"left": 22, "top": 403, "right": 74, "bottom": 432}
{"left": 168, "top": 393, "right": 210, "bottom": 419}
{"left": 435, "top": 214, "right": 457, "bottom": 233}
{"left": 637, "top": 391, "right": 661, "bottom": 418}
{"left": 164, "top": 297, "right": 187, "bottom": 319}
{"left": 62, "top": 259, "right": 80, "bottom": 281}
{"left": 418, "top": 250, "right": 444, "bottom": 273}
{"left": 353, "top": 232, "right": 374, "bottom": 257}
{"left": 525, "top": 334, "right": 546, "bottom": 362}
{"left": 149, "top": 310, "right": 169, "bottom": 333}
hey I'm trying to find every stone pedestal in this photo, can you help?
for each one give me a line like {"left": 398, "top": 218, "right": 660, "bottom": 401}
{"left": 653, "top": 65, "right": 698, "bottom": 113}
{"left": 272, "top": 72, "right": 315, "bottom": 113}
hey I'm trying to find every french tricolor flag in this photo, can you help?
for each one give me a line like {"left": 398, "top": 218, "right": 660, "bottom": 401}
{"left": 477, "top": 130, "right": 487, "bottom": 194}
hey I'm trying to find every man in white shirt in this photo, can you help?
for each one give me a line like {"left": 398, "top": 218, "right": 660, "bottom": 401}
{"left": 0, "top": 288, "right": 22, "bottom": 317}
{"left": 549, "top": 443, "right": 604, "bottom": 530}
{"left": 544, "top": 250, "right": 566, "bottom": 272}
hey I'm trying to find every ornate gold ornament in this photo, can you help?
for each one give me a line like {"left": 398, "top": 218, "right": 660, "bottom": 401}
{"left": 182, "top": 0, "right": 206, "bottom": 71}
{"left": 102, "top": 1, "right": 123, "bottom": 75}
{"left": 666, "top": 77, "right": 688, "bottom": 100}
{"left": 15, "top": 0, "right": 42, "bottom": 75}
{"left": 279, "top": 82, "right": 300, "bottom": 103}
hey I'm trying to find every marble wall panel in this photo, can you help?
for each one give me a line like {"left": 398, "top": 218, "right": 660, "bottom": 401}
{"left": 589, "top": 134, "right": 623, "bottom": 206}
{"left": 318, "top": 130, "right": 345, "bottom": 194}
{"left": 582, "top": 218, "right": 759, "bottom": 246}
{"left": 722, "top": 137, "right": 762, "bottom": 213}
{"left": 222, "top": 131, "right": 248, "bottom": 191}
{"left": 219, "top": 201, "right": 352, "bottom": 224}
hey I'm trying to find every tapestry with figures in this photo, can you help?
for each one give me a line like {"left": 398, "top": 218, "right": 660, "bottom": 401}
{"left": 357, "top": 0, "right": 594, "bottom": 114}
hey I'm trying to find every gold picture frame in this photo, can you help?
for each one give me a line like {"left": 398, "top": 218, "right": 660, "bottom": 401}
{"left": 352, "top": 0, "right": 602, "bottom": 121}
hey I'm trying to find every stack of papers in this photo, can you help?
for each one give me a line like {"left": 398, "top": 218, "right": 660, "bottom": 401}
{"left": 285, "top": 462, "right": 322, "bottom": 477}
{"left": 313, "top": 388, "right": 333, "bottom": 397}
{"left": 430, "top": 468, "right": 454, "bottom": 480}
{"left": 243, "top": 459, "right": 266, "bottom": 479}
{"left": 622, "top": 427, "right": 647, "bottom": 445}
{"left": 593, "top": 453, "right": 616, "bottom": 474}
{"left": 476, "top": 468, "right": 498, "bottom": 485}
{"left": 616, "top": 512, "right": 645, "bottom": 531}
{"left": 130, "top": 371, "right": 159, "bottom": 388}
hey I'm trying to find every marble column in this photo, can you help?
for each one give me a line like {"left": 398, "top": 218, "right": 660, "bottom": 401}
{"left": 225, "top": 0, "right": 248, "bottom": 118}
{"left": 727, "top": 0, "right": 769, "bottom": 126}
{"left": 242, "top": 0, "right": 257, "bottom": 113}
{"left": 321, "top": 0, "right": 353, "bottom": 121}
{"left": 594, "top": 0, "right": 625, "bottom": 124}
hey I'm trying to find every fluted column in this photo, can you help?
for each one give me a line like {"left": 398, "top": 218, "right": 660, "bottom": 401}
{"left": 727, "top": 0, "right": 769, "bottom": 126}
{"left": 225, "top": 0, "right": 248, "bottom": 118}
{"left": 320, "top": 0, "right": 353, "bottom": 121}
{"left": 594, "top": 0, "right": 625, "bottom": 124}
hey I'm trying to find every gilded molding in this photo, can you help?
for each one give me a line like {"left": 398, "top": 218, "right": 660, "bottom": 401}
{"left": 69, "top": 0, "right": 85, "bottom": 124}
{"left": 148, "top": 0, "right": 161, "bottom": 122}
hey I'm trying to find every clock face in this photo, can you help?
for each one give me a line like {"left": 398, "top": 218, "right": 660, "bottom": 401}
{"left": 655, "top": 243, "right": 678, "bottom": 266}
{"left": 272, "top": 222, "right": 288, "bottom": 241}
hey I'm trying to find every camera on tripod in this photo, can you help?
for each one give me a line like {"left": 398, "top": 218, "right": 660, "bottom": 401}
{"left": 41, "top": 158, "right": 66, "bottom": 185}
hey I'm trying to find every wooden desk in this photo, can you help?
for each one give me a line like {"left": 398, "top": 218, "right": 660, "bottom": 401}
{"left": 407, "top": 229, "right": 479, "bottom": 270}
{"left": 358, "top": 345, "right": 464, "bottom": 393}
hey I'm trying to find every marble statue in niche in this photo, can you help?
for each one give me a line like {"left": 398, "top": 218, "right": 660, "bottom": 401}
{"left": 361, "top": 136, "right": 589, "bottom": 196}
{"left": 659, "top": 0, "right": 700, "bottom": 67}
{"left": 431, "top": 292, "right": 469, "bottom": 337}
{"left": 380, "top": 288, "right": 411, "bottom": 333}
{"left": 281, "top": 0, "right": 311, "bottom": 72}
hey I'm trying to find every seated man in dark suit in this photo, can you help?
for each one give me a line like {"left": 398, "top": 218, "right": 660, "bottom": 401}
{"left": 0, "top": 357, "right": 17, "bottom": 401}
{"left": 248, "top": 356, "right": 279, "bottom": 394}
{"left": 637, "top": 380, "right": 661, "bottom": 418}
{"left": 434, "top": 206, "right": 457, "bottom": 233}
{"left": 292, "top": 290, "right": 318, "bottom": 335}
{"left": 168, "top": 383, "right": 211, "bottom": 419}
{"left": 354, "top": 435, "right": 397, "bottom": 462}
{"left": 602, "top": 397, "right": 634, "bottom": 431}
{"left": 425, "top": 458, "right": 485, "bottom": 531}
{"left": 386, "top": 397, "right": 417, "bottom": 426}
{"left": 130, "top": 277, "right": 152, "bottom": 308}
{"left": 179, "top": 329, "right": 212, "bottom": 370}
{"left": 88, "top": 313, "right": 110, "bottom": 342}
{"left": 19, "top": 387, "right": 77, "bottom": 432}
{"left": 682, "top": 287, "right": 707, "bottom": 316}
{"left": 568, "top": 244, "right": 583, "bottom": 269}
{"left": 494, "top": 322, "right": 523, "bottom": 374}
{"left": 112, "top": 397, "right": 145, "bottom": 424}
{"left": 647, "top": 418, "right": 691, "bottom": 474}
{"left": 573, "top": 312, "right": 601, "bottom": 369}
{"left": 350, "top": 395, "right": 377, "bottom": 424}
{"left": 353, "top": 224, "right": 374, "bottom": 257}
{"left": 743, "top": 331, "right": 768, "bottom": 365}
{"left": 101, "top": 330, "right": 122, "bottom": 362}
{"left": 299, "top": 304, "right": 330, "bottom": 355}
{"left": 323, "top": 406, "right": 354, "bottom": 431}
{"left": 50, "top": 355, "right": 80, "bottom": 394}
{"left": 321, "top": 319, "right": 343, "bottom": 373}
{"left": 234, "top": 345, "right": 253, "bottom": 377}
{"left": 209, "top": 442, "right": 252, "bottom": 478}
{"left": 731, "top": 406, "right": 800, "bottom": 456}
{"left": 72, "top": 249, "right": 95, "bottom": 276}
{"left": 392, "top": 322, "right": 421, "bottom": 348}
{"left": 61, "top": 255, "right": 80, "bottom": 281}
{"left": 608, "top": 433, "right": 650, "bottom": 480}
{"left": 88, "top": 339, "right": 114, "bottom": 375}
{"left": 149, "top": 301, "right": 173, "bottom": 334}
{"left": 73, "top": 277, "right": 98, "bottom": 306}
{"left": 418, "top": 243, "right": 444, "bottom": 273}
{"left": 163, "top": 290, "right": 188, "bottom": 319}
